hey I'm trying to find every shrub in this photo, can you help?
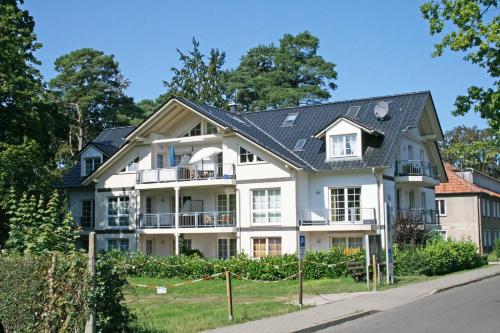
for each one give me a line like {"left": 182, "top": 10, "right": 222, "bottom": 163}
{"left": 495, "top": 239, "right": 500, "bottom": 259}
{"left": 394, "top": 239, "right": 485, "bottom": 276}
{"left": 0, "top": 251, "right": 133, "bottom": 333}
{"left": 109, "top": 248, "right": 365, "bottom": 281}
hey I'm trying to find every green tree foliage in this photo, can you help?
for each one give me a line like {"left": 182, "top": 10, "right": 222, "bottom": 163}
{"left": 421, "top": 0, "right": 500, "bottom": 132}
{"left": 161, "top": 37, "right": 228, "bottom": 109}
{"left": 49, "top": 48, "right": 142, "bottom": 155}
{"left": 6, "top": 189, "right": 79, "bottom": 253}
{"left": 439, "top": 125, "right": 499, "bottom": 177}
{"left": 229, "top": 31, "right": 338, "bottom": 111}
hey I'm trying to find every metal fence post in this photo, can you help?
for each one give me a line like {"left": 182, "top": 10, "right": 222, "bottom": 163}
{"left": 85, "top": 232, "right": 96, "bottom": 333}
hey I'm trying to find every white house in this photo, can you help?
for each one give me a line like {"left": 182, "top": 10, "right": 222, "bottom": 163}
{"left": 60, "top": 91, "right": 447, "bottom": 259}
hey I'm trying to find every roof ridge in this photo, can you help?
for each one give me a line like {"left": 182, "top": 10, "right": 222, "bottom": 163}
{"left": 101, "top": 125, "right": 137, "bottom": 131}
{"left": 239, "top": 90, "right": 431, "bottom": 114}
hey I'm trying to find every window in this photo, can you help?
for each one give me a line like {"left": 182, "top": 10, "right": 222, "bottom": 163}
{"left": 252, "top": 238, "right": 281, "bottom": 258}
{"left": 421, "top": 192, "right": 426, "bottom": 209}
{"left": 218, "top": 238, "right": 236, "bottom": 260}
{"left": 145, "top": 197, "right": 153, "bottom": 214}
{"left": 184, "top": 123, "right": 201, "bottom": 137}
{"left": 293, "top": 139, "right": 307, "bottom": 151}
{"left": 217, "top": 194, "right": 236, "bottom": 212}
{"left": 436, "top": 199, "right": 446, "bottom": 216}
{"left": 156, "top": 153, "right": 164, "bottom": 169}
{"left": 396, "top": 189, "right": 401, "bottom": 210}
{"left": 146, "top": 239, "right": 153, "bottom": 255}
{"left": 330, "top": 187, "right": 361, "bottom": 222}
{"left": 346, "top": 105, "right": 361, "bottom": 118}
{"left": 183, "top": 239, "right": 192, "bottom": 251}
{"left": 420, "top": 149, "right": 425, "bottom": 162}
{"left": 331, "top": 236, "right": 363, "bottom": 249}
{"left": 252, "top": 189, "right": 281, "bottom": 223}
{"left": 122, "top": 156, "right": 139, "bottom": 172}
{"left": 81, "top": 200, "right": 95, "bottom": 228}
{"left": 331, "top": 134, "right": 357, "bottom": 157}
{"left": 282, "top": 112, "right": 299, "bottom": 126}
{"left": 239, "top": 147, "right": 264, "bottom": 164}
{"left": 207, "top": 122, "right": 218, "bottom": 134}
{"left": 84, "top": 157, "right": 101, "bottom": 175}
{"left": 107, "top": 239, "right": 129, "bottom": 251}
{"left": 409, "top": 190, "right": 415, "bottom": 209}
{"left": 107, "top": 197, "right": 129, "bottom": 227}
{"left": 408, "top": 145, "right": 414, "bottom": 160}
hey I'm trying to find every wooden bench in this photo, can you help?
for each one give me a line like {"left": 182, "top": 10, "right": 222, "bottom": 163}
{"left": 347, "top": 261, "right": 366, "bottom": 282}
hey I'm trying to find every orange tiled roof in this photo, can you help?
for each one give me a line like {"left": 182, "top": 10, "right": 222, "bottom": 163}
{"left": 435, "top": 163, "right": 500, "bottom": 198}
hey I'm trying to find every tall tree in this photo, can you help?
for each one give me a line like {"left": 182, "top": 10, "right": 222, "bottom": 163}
{"left": 421, "top": 0, "right": 500, "bottom": 133}
{"left": 49, "top": 48, "right": 141, "bottom": 155}
{"left": 0, "top": 0, "right": 66, "bottom": 248}
{"left": 161, "top": 38, "right": 228, "bottom": 109}
{"left": 229, "top": 31, "right": 338, "bottom": 111}
{"left": 440, "top": 125, "right": 499, "bottom": 177}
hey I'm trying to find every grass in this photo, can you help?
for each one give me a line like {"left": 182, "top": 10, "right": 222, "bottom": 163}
{"left": 124, "top": 275, "right": 430, "bottom": 333}
{"left": 486, "top": 251, "right": 499, "bottom": 262}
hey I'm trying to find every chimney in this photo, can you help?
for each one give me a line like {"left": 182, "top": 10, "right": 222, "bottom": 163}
{"left": 228, "top": 102, "right": 238, "bottom": 114}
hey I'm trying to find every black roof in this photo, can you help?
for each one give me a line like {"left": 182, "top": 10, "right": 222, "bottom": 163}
{"left": 62, "top": 91, "right": 435, "bottom": 187}
{"left": 176, "top": 91, "right": 432, "bottom": 171}
{"left": 60, "top": 126, "right": 136, "bottom": 188}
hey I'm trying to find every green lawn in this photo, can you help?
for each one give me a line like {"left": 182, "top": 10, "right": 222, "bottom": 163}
{"left": 486, "top": 251, "right": 499, "bottom": 262}
{"left": 125, "top": 275, "right": 428, "bottom": 333}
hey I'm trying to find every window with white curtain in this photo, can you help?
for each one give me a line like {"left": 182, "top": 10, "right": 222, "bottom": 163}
{"left": 331, "top": 134, "right": 357, "bottom": 157}
{"left": 252, "top": 189, "right": 281, "bottom": 223}
{"left": 107, "top": 197, "right": 129, "bottom": 227}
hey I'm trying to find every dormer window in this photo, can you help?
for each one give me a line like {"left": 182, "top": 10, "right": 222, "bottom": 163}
{"left": 282, "top": 112, "right": 299, "bottom": 126}
{"left": 184, "top": 123, "right": 201, "bottom": 137}
{"left": 331, "top": 134, "right": 357, "bottom": 157}
{"left": 84, "top": 157, "right": 101, "bottom": 176}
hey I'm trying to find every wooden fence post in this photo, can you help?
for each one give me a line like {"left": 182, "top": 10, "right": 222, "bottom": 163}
{"left": 225, "top": 271, "right": 233, "bottom": 321}
{"left": 85, "top": 232, "right": 96, "bottom": 333}
{"left": 372, "top": 255, "right": 377, "bottom": 291}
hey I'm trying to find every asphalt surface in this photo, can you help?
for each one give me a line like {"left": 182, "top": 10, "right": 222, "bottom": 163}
{"left": 318, "top": 275, "right": 500, "bottom": 333}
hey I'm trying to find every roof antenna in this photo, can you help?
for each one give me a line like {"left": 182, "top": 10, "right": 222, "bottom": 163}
{"left": 374, "top": 101, "right": 389, "bottom": 120}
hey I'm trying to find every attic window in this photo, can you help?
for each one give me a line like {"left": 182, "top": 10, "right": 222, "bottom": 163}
{"left": 121, "top": 156, "right": 139, "bottom": 172}
{"left": 184, "top": 123, "right": 201, "bottom": 137}
{"left": 293, "top": 139, "right": 307, "bottom": 151}
{"left": 282, "top": 112, "right": 299, "bottom": 126}
{"left": 346, "top": 106, "right": 360, "bottom": 118}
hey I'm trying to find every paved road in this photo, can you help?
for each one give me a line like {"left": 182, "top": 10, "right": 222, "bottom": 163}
{"left": 318, "top": 275, "right": 500, "bottom": 333}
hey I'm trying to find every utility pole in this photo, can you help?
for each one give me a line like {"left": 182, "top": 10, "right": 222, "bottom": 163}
{"left": 85, "top": 232, "right": 96, "bottom": 333}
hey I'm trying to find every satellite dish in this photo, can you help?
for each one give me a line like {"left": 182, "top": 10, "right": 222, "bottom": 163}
{"left": 374, "top": 101, "right": 389, "bottom": 120}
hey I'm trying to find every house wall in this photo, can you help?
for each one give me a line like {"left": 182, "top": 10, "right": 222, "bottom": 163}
{"left": 67, "top": 187, "right": 95, "bottom": 218}
{"left": 437, "top": 194, "right": 480, "bottom": 246}
{"left": 325, "top": 120, "right": 362, "bottom": 161}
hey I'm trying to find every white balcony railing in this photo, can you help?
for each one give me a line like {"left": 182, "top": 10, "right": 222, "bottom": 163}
{"left": 299, "top": 208, "right": 377, "bottom": 226}
{"left": 139, "top": 211, "right": 236, "bottom": 229}
{"left": 137, "top": 164, "right": 235, "bottom": 184}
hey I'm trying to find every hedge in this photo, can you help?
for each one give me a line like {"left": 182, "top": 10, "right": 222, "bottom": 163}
{"left": 0, "top": 251, "right": 134, "bottom": 333}
{"left": 394, "top": 239, "right": 486, "bottom": 276}
{"left": 108, "top": 247, "right": 366, "bottom": 281}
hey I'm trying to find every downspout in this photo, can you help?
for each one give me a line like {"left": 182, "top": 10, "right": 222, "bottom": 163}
{"left": 236, "top": 187, "right": 242, "bottom": 253}
{"left": 371, "top": 168, "right": 383, "bottom": 243}
{"left": 478, "top": 196, "right": 483, "bottom": 255}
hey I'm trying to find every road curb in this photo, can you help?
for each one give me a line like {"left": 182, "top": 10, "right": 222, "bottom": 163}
{"left": 289, "top": 310, "right": 379, "bottom": 333}
{"left": 432, "top": 270, "right": 500, "bottom": 294}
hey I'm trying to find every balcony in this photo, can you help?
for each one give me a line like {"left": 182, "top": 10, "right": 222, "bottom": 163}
{"left": 139, "top": 211, "right": 236, "bottom": 230}
{"left": 396, "top": 209, "right": 439, "bottom": 228}
{"left": 395, "top": 160, "right": 439, "bottom": 186}
{"left": 136, "top": 163, "right": 236, "bottom": 188}
{"left": 299, "top": 208, "right": 378, "bottom": 231}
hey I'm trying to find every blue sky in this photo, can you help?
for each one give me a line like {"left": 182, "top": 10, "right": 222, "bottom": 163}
{"left": 24, "top": 0, "right": 491, "bottom": 131}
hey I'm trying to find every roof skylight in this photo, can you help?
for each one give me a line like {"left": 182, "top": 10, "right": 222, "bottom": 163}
{"left": 293, "top": 139, "right": 307, "bottom": 151}
{"left": 346, "top": 106, "right": 361, "bottom": 118}
{"left": 282, "top": 112, "right": 299, "bottom": 126}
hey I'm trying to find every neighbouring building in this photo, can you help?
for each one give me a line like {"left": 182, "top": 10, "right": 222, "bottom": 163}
{"left": 435, "top": 163, "right": 500, "bottom": 253}
{"left": 60, "top": 91, "right": 447, "bottom": 258}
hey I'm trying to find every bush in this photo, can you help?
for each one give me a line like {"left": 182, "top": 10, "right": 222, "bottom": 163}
{"left": 0, "top": 251, "right": 133, "bottom": 333}
{"left": 394, "top": 239, "right": 485, "bottom": 277}
{"left": 108, "top": 248, "right": 365, "bottom": 281}
{"left": 495, "top": 239, "right": 500, "bottom": 259}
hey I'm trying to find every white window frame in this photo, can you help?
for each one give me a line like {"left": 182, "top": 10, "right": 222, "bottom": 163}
{"left": 145, "top": 239, "right": 154, "bottom": 255}
{"left": 206, "top": 121, "right": 218, "bottom": 134}
{"left": 436, "top": 199, "right": 446, "bottom": 216}
{"left": 84, "top": 156, "right": 101, "bottom": 176}
{"left": 251, "top": 237, "right": 282, "bottom": 258}
{"left": 107, "top": 238, "right": 129, "bottom": 252}
{"left": 330, "top": 133, "right": 358, "bottom": 157}
{"left": 282, "top": 112, "right": 299, "bottom": 126}
{"left": 251, "top": 188, "right": 281, "bottom": 224}
{"left": 238, "top": 146, "right": 265, "bottom": 165}
{"left": 107, "top": 197, "right": 130, "bottom": 228}
{"left": 329, "top": 187, "right": 361, "bottom": 223}
{"left": 217, "top": 238, "right": 237, "bottom": 260}
{"left": 331, "top": 236, "right": 364, "bottom": 249}
{"left": 184, "top": 123, "right": 202, "bottom": 137}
